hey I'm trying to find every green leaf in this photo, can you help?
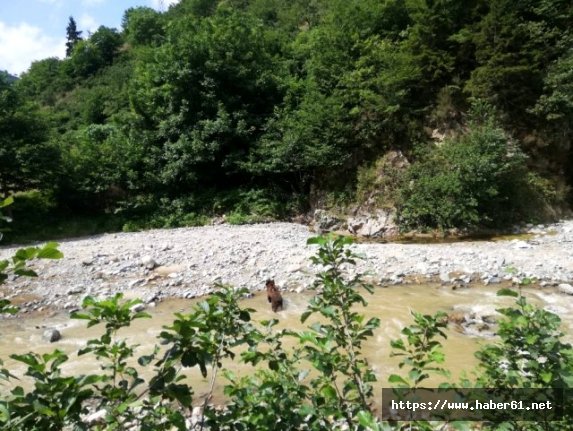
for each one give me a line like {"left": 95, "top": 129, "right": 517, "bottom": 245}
{"left": 320, "top": 385, "right": 337, "bottom": 399}
{"left": 388, "top": 374, "right": 409, "bottom": 386}
{"left": 540, "top": 371, "right": 552, "bottom": 384}
{"left": 36, "top": 243, "right": 63, "bottom": 259}
{"left": 0, "top": 196, "right": 14, "bottom": 208}
{"left": 356, "top": 410, "right": 376, "bottom": 428}
{"left": 497, "top": 288, "right": 519, "bottom": 297}
{"left": 138, "top": 354, "right": 154, "bottom": 366}
{"left": 306, "top": 236, "right": 326, "bottom": 246}
{"left": 14, "top": 268, "right": 37, "bottom": 277}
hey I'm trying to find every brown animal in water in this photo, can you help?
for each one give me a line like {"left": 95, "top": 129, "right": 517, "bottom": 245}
{"left": 265, "top": 279, "right": 283, "bottom": 312}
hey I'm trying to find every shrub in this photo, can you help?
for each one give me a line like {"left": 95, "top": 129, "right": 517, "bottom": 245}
{"left": 397, "top": 102, "right": 543, "bottom": 231}
{"left": 212, "top": 188, "right": 286, "bottom": 224}
{"left": 355, "top": 151, "right": 408, "bottom": 209}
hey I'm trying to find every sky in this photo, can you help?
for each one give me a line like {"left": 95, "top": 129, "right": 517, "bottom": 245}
{"left": 0, "top": 0, "right": 180, "bottom": 76}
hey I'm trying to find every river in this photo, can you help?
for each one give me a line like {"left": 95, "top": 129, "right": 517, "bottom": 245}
{"left": 2, "top": 282, "right": 571, "bottom": 404}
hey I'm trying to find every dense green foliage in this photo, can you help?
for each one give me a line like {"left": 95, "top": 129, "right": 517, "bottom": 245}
{"left": 397, "top": 103, "right": 547, "bottom": 230}
{"left": 2, "top": 0, "right": 573, "bottom": 238}
{"left": 1, "top": 235, "right": 571, "bottom": 430}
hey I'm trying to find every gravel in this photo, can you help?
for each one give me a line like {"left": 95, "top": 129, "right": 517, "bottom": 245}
{"left": 2, "top": 220, "right": 573, "bottom": 312}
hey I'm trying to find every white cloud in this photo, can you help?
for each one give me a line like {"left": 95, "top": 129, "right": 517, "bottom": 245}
{"left": 82, "top": 0, "right": 106, "bottom": 6}
{"left": 79, "top": 13, "right": 99, "bottom": 34}
{"left": 37, "top": 0, "right": 64, "bottom": 5}
{"left": 150, "top": 0, "right": 180, "bottom": 11}
{"left": 0, "top": 21, "right": 65, "bottom": 75}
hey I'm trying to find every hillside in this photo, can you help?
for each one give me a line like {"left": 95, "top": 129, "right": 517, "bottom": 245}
{"left": 2, "top": 0, "right": 572, "bottom": 240}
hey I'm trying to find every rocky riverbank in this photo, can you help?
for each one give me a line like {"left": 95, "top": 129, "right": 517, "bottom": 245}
{"left": 1, "top": 220, "right": 573, "bottom": 315}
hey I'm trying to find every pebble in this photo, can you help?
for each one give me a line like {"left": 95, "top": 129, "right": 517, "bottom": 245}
{"left": 439, "top": 272, "right": 450, "bottom": 283}
{"left": 43, "top": 329, "right": 61, "bottom": 342}
{"left": 130, "top": 303, "right": 146, "bottom": 313}
{"left": 67, "top": 286, "right": 84, "bottom": 295}
{"left": 141, "top": 256, "right": 157, "bottom": 270}
{"left": 0, "top": 221, "right": 572, "bottom": 313}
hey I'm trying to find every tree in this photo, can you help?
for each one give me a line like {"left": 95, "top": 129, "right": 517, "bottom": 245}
{"left": 68, "top": 26, "right": 123, "bottom": 78}
{"left": 465, "top": 0, "right": 572, "bottom": 121}
{"left": 397, "top": 102, "right": 538, "bottom": 230}
{"left": 122, "top": 7, "right": 165, "bottom": 46}
{"left": 65, "top": 16, "right": 83, "bottom": 57}
{"left": 16, "top": 58, "right": 71, "bottom": 105}
{"left": 0, "top": 73, "right": 60, "bottom": 197}
{"left": 130, "top": 8, "right": 285, "bottom": 193}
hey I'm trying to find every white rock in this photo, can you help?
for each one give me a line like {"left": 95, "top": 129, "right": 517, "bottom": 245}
{"left": 130, "top": 303, "right": 146, "bottom": 313}
{"left": 43, "top": 329, "right": 61, "bottom": 343}
{"left": 84, "top": 409, "right": 106, "bottom": 425}
{"left": 141, "top": 256, "right": 157, "bottom": 269}
{"left": 558, "top": 283, "right": 573, "bottom": 295}
{"left": 512, "top": 240, "right": 532, "bottom": 249}
{"left": 439, "top": 272, "right": 450, "bottom": 283}
{"left": 128, "top": 279, "right": 144, "bottom": 288}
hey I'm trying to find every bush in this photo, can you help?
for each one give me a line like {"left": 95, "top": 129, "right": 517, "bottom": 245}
{"left": 2, "top": 190, "right": 57, "bottom": 239}
{"left": 355, "top": 151, "right": 408, "bottom": 209}
{"left": 397, "top": 103, "right": 544, "bottom": 231}
{"left": 212, "top": 188, "right": 287, "bottom": 224}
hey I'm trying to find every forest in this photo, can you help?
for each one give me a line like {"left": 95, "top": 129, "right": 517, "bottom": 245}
{"left": 1, "top": 0, "right": 572, "bottom": 241}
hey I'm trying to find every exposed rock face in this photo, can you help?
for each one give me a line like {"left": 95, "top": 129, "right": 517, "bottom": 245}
{"left": 311, "top": 150, "right": 407, "bottom": 238}
{"left": 311, "top": 207, "right": 399, "bottom": 239}
{"left": 313, "top": 209, "right": 344, "bottom": 233}
{"left": 347, "top": 208, "right": 398, "bottom": 238}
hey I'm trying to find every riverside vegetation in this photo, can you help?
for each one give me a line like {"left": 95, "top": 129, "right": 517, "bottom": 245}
{"left": 1, "top": 231, "right": 572, "bottom": 430}
{"left": 1, "top": 0, "right": 573, "bottom": 242}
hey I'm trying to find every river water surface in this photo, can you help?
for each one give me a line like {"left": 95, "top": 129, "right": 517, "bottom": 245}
{"left": 1, "top": 284, "right": 572, "bottom": 404}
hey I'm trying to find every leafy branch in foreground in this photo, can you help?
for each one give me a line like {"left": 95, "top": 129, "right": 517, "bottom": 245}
{"left": 300, "top": 235, "right": 380, "bottom": 427}
{"left": 474, "top": 288, "right": 573, "bottom": 431}
{"left": 0, "top": 239, "right": 63, "bottom": 314}
{"left": 389, "top": 310, "right": 450, "bottom": 389}
{"left": 157, "top": 285, "right": 257, "bottom": 429}
{"left": 3, "top": 350, "right": 98, "bottom": 431}
{"left": 210, "top": 234, "right": 382, "bottom": 430}
{"left": 71, "top": 293, "right": 151, "bottom": 428}
{"left": 0, "top": 195, "right": 65, "bottom": 423}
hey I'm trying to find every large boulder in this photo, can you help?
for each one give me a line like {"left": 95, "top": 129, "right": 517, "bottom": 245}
{"left": 347, "top": 208, "right": 398, "bottom": 238}
{"left": 313, "top": 209, "right": 344, "bottom": 233}
{"left": 310, "top": 151, "right": 407, "bottom": 238}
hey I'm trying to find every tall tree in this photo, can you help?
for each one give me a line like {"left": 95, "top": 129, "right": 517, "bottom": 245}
{"left": 0, "top": 73, "right": 60, "bottom": 197}
{"left": 65, "top": 16, "right": 83, "bottom": 57}
{"left": 466, "top": 0, "right": 572, "bottom": 121}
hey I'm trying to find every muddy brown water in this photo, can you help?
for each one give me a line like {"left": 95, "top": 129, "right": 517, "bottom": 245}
{"left": 1, "top": 285, "right": 572, "bottom": 405}
{"left": 351, "top": 231, "right": 540, "bottom": 244}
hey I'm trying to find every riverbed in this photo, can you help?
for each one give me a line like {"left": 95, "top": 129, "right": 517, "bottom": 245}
{"left": 2, "top": 220, "right": 573, "bottom": 402}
